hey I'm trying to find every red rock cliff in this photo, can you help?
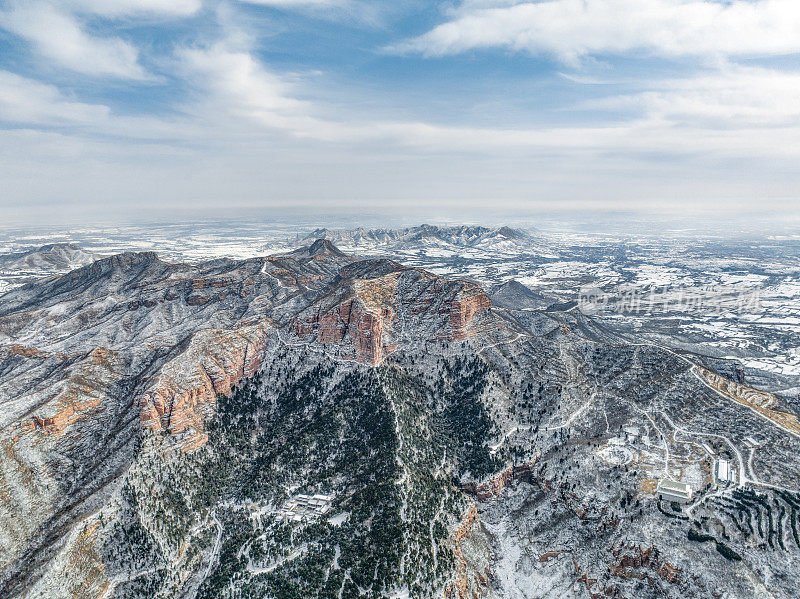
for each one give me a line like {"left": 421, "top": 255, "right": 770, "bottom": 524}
{"left": 138, "top": 319, "right": 271, "bottom": 447}
{"left": 447, "top": 287, "right": 493, "bottom": 341}
{"left": 290, "top": 273, "right": 400, "bottom": 366}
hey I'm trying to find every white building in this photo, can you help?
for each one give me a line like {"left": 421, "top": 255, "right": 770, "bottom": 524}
{"left": 715, "top": 459, "right": 734, "bottom": 484}
{"left": 657, "top": 480, "right": 693, "bottom": 504}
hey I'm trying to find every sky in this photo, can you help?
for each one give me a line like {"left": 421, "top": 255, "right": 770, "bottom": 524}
{"left": 1, "top": 0, "right": 799, "bottom": 226}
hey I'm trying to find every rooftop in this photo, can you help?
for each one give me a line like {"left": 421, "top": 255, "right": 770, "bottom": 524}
{"left": 657, "top": 480, "right": 692, "bottom": 494}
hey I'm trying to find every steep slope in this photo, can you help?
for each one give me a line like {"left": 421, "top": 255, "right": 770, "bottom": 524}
{"left": 0, "top": 243, "right": 352, "bottom": 596}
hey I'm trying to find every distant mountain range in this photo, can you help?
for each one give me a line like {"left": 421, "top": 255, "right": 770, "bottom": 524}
{"left": 300, "top": 224, "right": 536, "bottom": 248}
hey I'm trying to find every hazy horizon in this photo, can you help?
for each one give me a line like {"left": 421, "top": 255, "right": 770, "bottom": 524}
{"left": 2, "top": 0, "right": 800, "bottom": 225}
{"left": 2, "top": 210, "right": 799, "bottom": 241}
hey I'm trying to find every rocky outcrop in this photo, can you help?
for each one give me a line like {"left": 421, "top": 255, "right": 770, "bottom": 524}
{"left": 138, "top": 319, "right": 271, "bottom": 446}
{"left": 290, "top": 265, "right": 494, "bottom": 365}
{"left": 608, "top": 542, "right": 684, "bottom": 588}
{"left": 461, "top": 460, "right": 537, "bottom": 500}
{"left": 32, "top": 396, "right": 104, "bottom": 437}
{"left": 29, "top": 347, "right": 122, "bottom": 438}
{"left": 290, "top": 272, "right": 400, "bottom": 365}
{"left": 447, "top": 503, "right": 480, "bottom": 599}
{"left": 5, "top": 345, "right": 51, "bottom": 359}
{"left": 291, "top": 298, "right": 394, "bottom": 366}
{"left": 447, "top": 285, "right": 492, "bottom": 341}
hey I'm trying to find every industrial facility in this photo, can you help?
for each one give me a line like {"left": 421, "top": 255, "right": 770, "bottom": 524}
{"left": 275, "top": 493, "right": 334, "bottom": 523}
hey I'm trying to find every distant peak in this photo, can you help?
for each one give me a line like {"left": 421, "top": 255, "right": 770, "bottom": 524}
{"left": 308, "top": 238, "right": 346, "bottom": 257}
{"left": 495, "top": 226, "right": 527, "bottom": 239}
{"left": 35, "top": 242, "right": 82, "bottom": 253}
{"left": 499, "top": 279, "right": 528, "bottom": 290}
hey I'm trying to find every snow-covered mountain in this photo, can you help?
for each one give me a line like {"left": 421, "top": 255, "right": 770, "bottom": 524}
{"left": 302, "top": 224, "right": 537, "bottom": 251}
{"left": 0, "top": 242, "right": 97, "bottom": 273}
{"left": 0, "top": 239, "right": 799, "bottom": 599}
{"left": 0, "top": 243, "right": 100, "bottom": 294}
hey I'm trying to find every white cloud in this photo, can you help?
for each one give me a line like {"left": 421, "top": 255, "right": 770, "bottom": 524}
{"left": 0, "top": 0, "right": 201, "bottom": 79}
{"left": 179, "top": 42, "right": 313, "bottom": 128}
{"left": 63, "top": 0, "right": 202, "bottom": 18}
{"left": 587, "top": 66, "right": 800, "bottom": 127}
{"left": 2, "top": 2, "right": 149, "bottom": 79}
{"left": 0, "top": 70, "right": 110, "bottom": 124}
{"left": 395, "top": 0, "right": 800, "bottom": 62}
{"left": 3, "top": 9, "right": 799, "bottom": 219}
{"left": 239, "top": 0, "right": 345, "bottom": 6}
{"left": 5, "top": 23, "right": 795, "bottom": 164}
{"left": 174, "top": 38, "right": 800, "bottom": 161}
{"left": 3, "top": 58, "right": 800, "bottom": 220}
{"left": 0, "top": 70, "right": 194, "bottom": 141}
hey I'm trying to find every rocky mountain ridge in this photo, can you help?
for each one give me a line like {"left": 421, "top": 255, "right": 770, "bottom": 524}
{"left": 0, "top": 243, "right": 98, "bottom": 273}
{"left": 302, "top": 224, "right": 534, "bottom": 248}
{"left": 0, "top": 240, "right": 798, "bottom": 599}
{"left": 0, "top": 241, "right": 506, "bottom": 596}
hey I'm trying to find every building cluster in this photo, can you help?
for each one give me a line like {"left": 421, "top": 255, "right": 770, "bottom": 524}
{"left": 274, "top": 493, "right": 334, "bottom": 523}
{"left": 654, "top": 456, "right": 734, "bottom": 508}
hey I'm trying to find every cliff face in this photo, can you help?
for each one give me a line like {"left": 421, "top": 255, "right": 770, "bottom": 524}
{"left": 30, "top": 347, "right": 121, "bottom": 438}
{"left": 444, "top": 283, "right": 493, "bottom": 341}
{"left": 289, "top": 263, "right": 495, "bottom": 365}
{"left": 289, "top": 271, "right": 401, "bottom": 365}
{"left": 138, "top": 319, "right": 272, "bottom": 445}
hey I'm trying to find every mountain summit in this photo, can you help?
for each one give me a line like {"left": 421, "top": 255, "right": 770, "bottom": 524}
{"left": 308, "top": 238, "right": 347, "bottom": 257}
